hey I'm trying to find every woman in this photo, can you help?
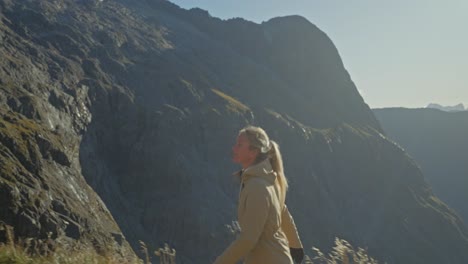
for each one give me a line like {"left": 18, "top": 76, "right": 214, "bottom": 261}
{"left": 214, "top": 126, "right": 304, "bottom": 264}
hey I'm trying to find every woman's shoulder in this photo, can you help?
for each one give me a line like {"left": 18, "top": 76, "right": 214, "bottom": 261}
{"left": 244, "top": 177, "right": 271, "bottom": 193}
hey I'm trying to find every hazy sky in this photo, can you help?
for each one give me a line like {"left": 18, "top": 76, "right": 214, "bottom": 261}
{"left": 170, "top": 0, "right": 467, "bottom": 108}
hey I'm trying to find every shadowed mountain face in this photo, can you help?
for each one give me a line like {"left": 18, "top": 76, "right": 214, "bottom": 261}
{"left": 374, "top": 108, "right": 468, "bottom": 224}
{"left": 1, "top": 0, "right": 468, "bottom": 263}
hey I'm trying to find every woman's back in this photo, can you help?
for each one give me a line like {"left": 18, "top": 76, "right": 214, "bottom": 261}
{"left": 237, "top": 159, "right": 293, "bottom": 264}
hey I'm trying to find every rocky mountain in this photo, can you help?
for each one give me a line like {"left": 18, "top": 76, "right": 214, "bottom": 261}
{"left": 1, "top": 0, "right": 468, "bottom": 263}
{"left": 0, "top": 0, "right": 137, "bottom": 261}
{"left": 374, "top": 107, "right": 468, "bottom": 225}
{"left": 427, "top": 103, "right": 466, "bottom": 112}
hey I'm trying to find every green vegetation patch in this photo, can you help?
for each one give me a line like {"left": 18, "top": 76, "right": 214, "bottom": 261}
{"left": 265, "top": 108, "right": 327, "bottom": 141}
{"left": 211, "top": 89, "right": 250, "bottom": 114}
{"left": 0, "top": 112, "right": 41, "bottom": 162}
{"left": 180, "top": 79, "right": 202, "bottom": 102}
{"left": 0, "top": 111, "right": 66, "bottom": 173}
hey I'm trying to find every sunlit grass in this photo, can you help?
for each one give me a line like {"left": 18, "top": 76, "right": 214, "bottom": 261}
{"left": 0, "top": 224, "right": 177, "bottom": 264}
{"left": 306, "top": 238, "right": 380, "bottom": 264}
{"left": 0, "top": 224, "right": 379, "bottom": 264}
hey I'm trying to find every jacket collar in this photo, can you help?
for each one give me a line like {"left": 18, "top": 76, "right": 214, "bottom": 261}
{"left": 233, "top": 158, "right": 277, "bottom": 184}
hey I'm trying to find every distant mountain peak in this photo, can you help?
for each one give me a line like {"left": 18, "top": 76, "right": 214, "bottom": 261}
{"left": 426, "top": 103, "right": 465, "bottom": 112}
{"left": 264, "top": 15, "right": 310, "bottom": 24}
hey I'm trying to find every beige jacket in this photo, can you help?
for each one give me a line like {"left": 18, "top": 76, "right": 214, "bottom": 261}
{"left": 214, "top": 159, "right": 303, "bottom": 264}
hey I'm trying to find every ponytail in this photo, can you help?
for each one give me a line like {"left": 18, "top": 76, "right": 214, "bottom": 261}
{"left": 268, "top": 140, "right": 288, "bottom": 208}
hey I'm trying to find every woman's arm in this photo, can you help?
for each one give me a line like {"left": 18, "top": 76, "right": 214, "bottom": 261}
{"left": 281, "top": 205, "right": 303, "bottom": 248}
{"left": 214, "top": 182, "right": 270, "bottom": 264}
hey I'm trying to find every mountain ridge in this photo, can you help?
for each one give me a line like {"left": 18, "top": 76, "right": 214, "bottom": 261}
{"left": 374, "top": 107, "right": 468, "bottom": 225}
{"left": 427, "top": 103, "right": 465, "bottom": 112}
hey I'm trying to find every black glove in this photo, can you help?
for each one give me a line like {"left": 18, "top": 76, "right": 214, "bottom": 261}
{"left": 290, "top": 247, "right": 304, "bottom": 263}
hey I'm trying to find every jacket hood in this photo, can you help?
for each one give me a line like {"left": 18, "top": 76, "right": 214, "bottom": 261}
{"left": 235, "top": 158, "right": 277, "bottom": 184}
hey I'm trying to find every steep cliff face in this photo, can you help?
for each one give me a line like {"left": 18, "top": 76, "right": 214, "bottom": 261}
{"left": 374, "top": 107, "right": 468, "bottom": 225}
{"left": 0, "top": 0, "right": 137, "bottom": 259}
{"left": 1, "top": 1, "right": 468, "bottom": 263}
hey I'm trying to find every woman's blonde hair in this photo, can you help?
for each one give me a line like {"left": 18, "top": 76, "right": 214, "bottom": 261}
{"left": 239, "top": 126, "right": 288, "bottom": 207}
